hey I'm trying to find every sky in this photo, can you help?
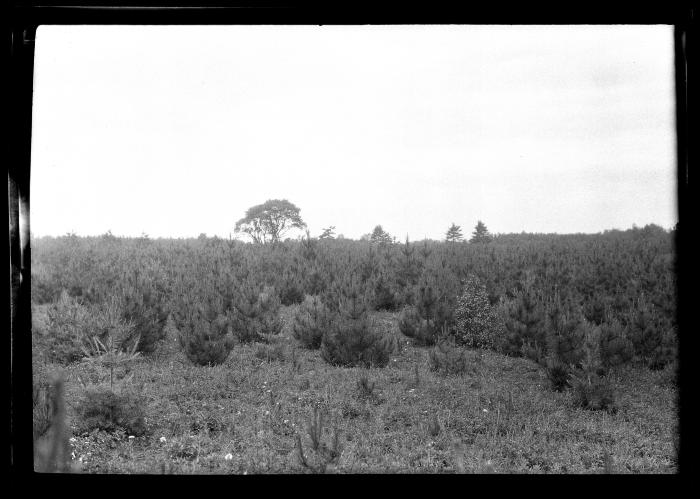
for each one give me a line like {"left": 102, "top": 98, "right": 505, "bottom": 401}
{"left": 29, "top": 25, "right": 677, "bottom": 241}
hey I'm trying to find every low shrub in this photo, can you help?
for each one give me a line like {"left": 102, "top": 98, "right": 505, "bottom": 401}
{"left": 178, "top": 313, "right": 234, "bottom": 366}
{"left": 37, "top": 292, "right": 133, "bottom": 365}
{"left": 321, "top": 316, "right": 391, "bottom": 368}
{"left": 75, "top": 385, "right": 148, "bottom": 436}
{"left": 452, "top": 275, "right": 500, "bottom": 349}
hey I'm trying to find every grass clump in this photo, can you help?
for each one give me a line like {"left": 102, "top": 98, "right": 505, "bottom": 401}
{"left": 545, "top": 356, "right": 571, "bottom": 392}
{"left": 428, "top": 337, "right": 471, "bottom": 376}
{"left": 254, "top": 342, "right": 286, "bottom": 363}
{"left": 570, "top": 373, "right": 617, "bottom": 413}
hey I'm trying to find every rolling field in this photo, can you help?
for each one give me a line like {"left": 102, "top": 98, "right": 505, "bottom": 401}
{"left": 34, "top": 305, "right": 678, "bottom": 474}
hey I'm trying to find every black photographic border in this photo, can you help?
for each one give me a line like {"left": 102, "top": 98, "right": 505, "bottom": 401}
{"left": 7, "top": 1, "right": 694, "bottom": 486}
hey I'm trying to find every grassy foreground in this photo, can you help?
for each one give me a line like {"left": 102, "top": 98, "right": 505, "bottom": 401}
{"left": 36, "top": 305, "right": 678, "bottom": 474}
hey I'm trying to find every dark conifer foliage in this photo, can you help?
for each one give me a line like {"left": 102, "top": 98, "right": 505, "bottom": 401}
{"left": 31, "top": 224, "right": 677, "bottom": 371}
{"left": 470, "top": 221, "right": 493, "bottom": 244}
{"left": 445, "top": 223, "right": 464, "bottom": 243}
{"left": 320, "top": 276, "right": 391, "bottom": 368}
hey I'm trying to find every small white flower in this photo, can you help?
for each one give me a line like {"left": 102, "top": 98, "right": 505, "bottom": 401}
{"left": 482, "top": 409, "right": 488, "bottom": 413}
{"left": 159, "top": 437, "right": 167, "bottom": 443}
{"left": 69, "top": 437, "right": 76, "bottom": 443}
{"left": 224, "top": 453, "right": 233, "bottom": 461}
{"left": 266, "top": 389, "right": 272, "bottom": 393}
{"left": 128, "top": 435, "right": 135, "bottom": 440}
{"left": 243, "top": 471, "right": 248, "bottom": 475}
{"left": 264, "top": 410, "right": 270, "bottom": 416}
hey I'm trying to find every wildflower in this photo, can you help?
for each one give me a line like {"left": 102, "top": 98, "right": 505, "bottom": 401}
{"left": 128, "top": 435, "right": 135, "bottom": 440}
{"left": 264, "top": 410, "right": 270, "bottom": 416}
{"left": 224, "top": 453, "right": 233, "bottom": 461}
{"left": 482, "top": 409, "right": 488, "bottom": 413}
{"left": 160, "top": 437, "right": 167, "bottom": 443}
{"left": 283, "top": 419, "right": 289, "bottom": 424}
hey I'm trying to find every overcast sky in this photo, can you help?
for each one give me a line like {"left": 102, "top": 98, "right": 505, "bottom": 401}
{"left": 30, "top": 25, "right": 677, "bottom": 240}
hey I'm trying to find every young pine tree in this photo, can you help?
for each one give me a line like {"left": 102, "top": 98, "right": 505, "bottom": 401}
{"left": 292, "top": 295, "right": 333, "bottom": 349}
{"left": 231, "top": 279, "right": 282, "bottom": 343}
{"left": 398, "top": 269, "right": 456, "bottom": 346}
{"left": 469, "top": 221, "right": 493, "bottom": 244}
{"left": 174, "top": 292, "right": 235, "bottom": 366}
{"left": 320, "top": 276, "right": 391, "bottom": 368}
{"left": 499, "top": 287, "right": 547, "bottom": 358}
{"left": 445, "top": 223, "right": 464, "bottom": 243}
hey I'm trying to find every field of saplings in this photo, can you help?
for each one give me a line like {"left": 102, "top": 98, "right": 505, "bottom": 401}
{"left": 31, "top": 225, "right": 678, "bottom": 473}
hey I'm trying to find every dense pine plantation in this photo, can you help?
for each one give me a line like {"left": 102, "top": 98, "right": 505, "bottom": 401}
{"left": 31, "top": 225, "right": 678, "bottom": 473}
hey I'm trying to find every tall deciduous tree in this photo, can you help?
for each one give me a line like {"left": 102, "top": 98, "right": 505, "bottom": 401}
{"left": 445, "top": 223, "right": 464, "bottom": 243}
{"left": 234, "top": 199, "right": 306, "bottom": 244}
{"left": 470, "top": 221, "right": 493, "bottom": 244}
